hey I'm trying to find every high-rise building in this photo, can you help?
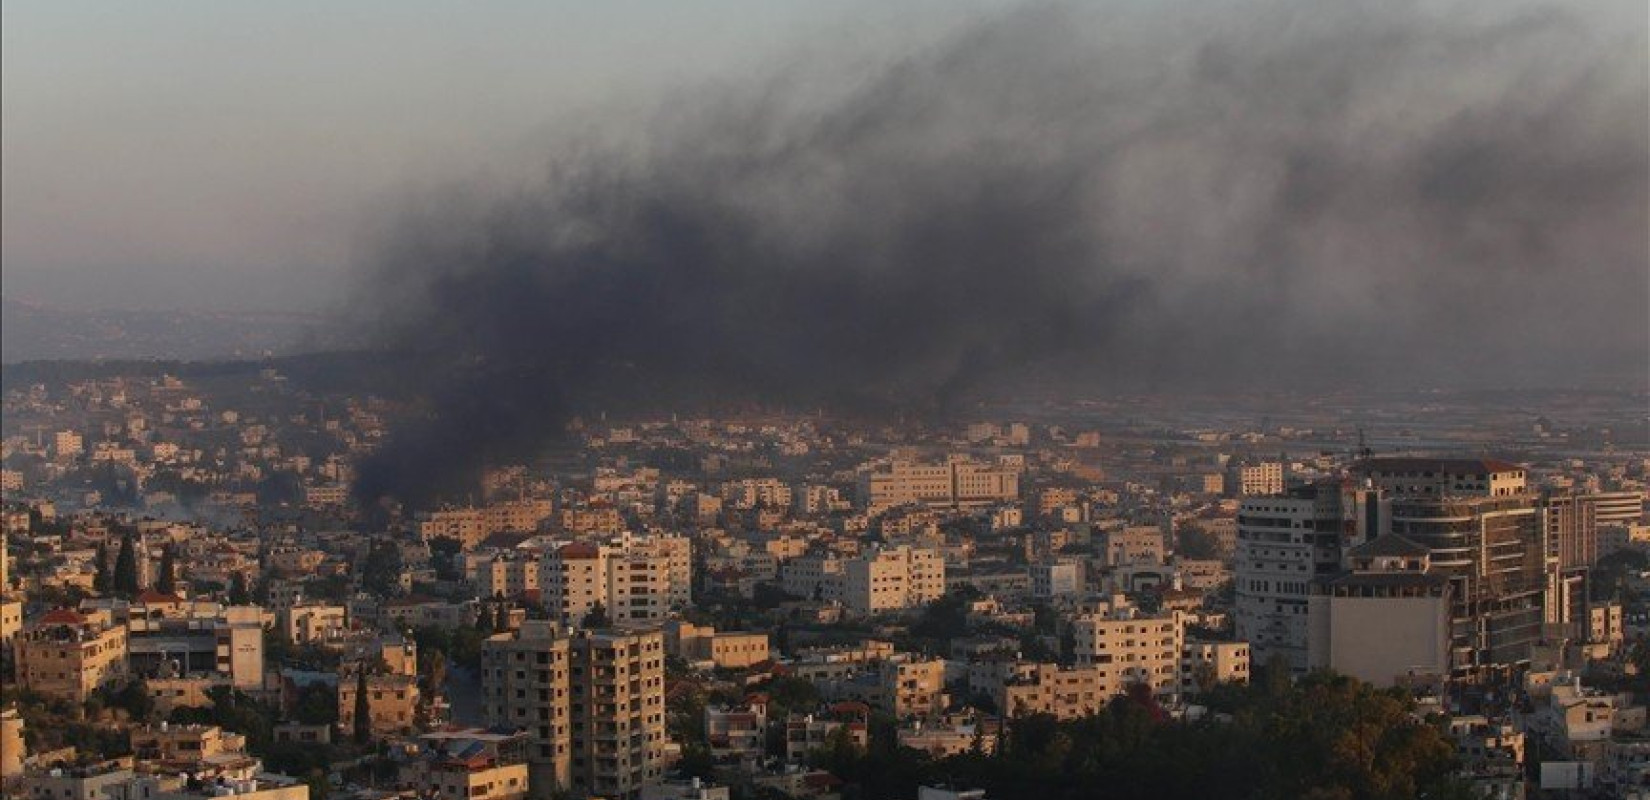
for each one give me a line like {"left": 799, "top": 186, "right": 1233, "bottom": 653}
{"left": 1541, "top": 489, "right": 1599, "bottom": 571}
{"left": 1233, "top": 481, "right": 1381, "bottom": 672}
{"left": 482, "top": 623, "right": 668, "bottom": 799}
{"left": 1361, "top": 458, "right": 1544, "bottom": 682}
{"left": 568, "top": 629, "right": 667, "bottom": 798}
{"left": 482, "top": 621, "right": 573, "bottom": 795}
{"left": 1585, "top": 491, "right": 1645, "bottom": 529}
{"left": 1306, "top": 534, "right": 1452, "bottom": 687}
{"left": 1388, "top": 494, "right": 1542, "bottom": 681}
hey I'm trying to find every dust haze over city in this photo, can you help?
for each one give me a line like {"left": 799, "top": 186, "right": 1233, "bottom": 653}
{"left": 2, "top": 2, "right": 1648, "bottom": 800}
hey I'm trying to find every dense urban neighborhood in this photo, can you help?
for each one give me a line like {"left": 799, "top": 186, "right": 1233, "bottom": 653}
{"left": 0, "top": 362, "right": 1645, "bottom": 799}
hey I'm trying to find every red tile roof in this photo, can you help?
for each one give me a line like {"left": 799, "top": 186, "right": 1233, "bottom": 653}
{"left": 40, "top": 608, "right": 87, "bottom": 625}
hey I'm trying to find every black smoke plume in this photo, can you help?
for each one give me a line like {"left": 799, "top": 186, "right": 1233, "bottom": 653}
{"left": 352, "top": 1, "right": 1647, "bottom": 508}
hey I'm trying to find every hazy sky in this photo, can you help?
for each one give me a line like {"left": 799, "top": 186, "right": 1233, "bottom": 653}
{"left": 1, "top": 1, "right": 984, "bottom": 311}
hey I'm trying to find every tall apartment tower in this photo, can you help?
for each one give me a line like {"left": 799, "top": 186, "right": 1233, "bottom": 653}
{"left": 1360, "top": 458, "right": 1544, "bottom": 682}
{"left": 481, "top": 621, "right": 573, "bottom": 795}
{"left": 1234, "top": 481, "right": 1381, "bottom": 672}
{"left": 567, "top": 629, "right": 668, "bottom": 798}
{"left": 1540, "top": 489, "right": 1599, "bottom": 571}
{"left": 481, "top": 622, "right": 667, "bottom": 799}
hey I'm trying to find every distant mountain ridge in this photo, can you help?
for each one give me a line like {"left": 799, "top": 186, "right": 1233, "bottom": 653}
{"left": 1, "top": 295, "right": 354, "bottom": 362}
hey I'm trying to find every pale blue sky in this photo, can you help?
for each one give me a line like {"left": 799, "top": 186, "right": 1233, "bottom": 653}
{"left": 1, "top": 1, "right": 991, "bottom": 311}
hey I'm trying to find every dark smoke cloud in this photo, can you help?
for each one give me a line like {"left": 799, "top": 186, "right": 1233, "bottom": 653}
{"left": 352, "top": 1, "right": 1648, "bottom": 507}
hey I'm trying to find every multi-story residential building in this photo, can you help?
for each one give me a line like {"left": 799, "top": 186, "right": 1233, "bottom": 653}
{"left": 623, "top": 534, "right": 693, "bottom": 611}
{"left": 482, "top": 622, "right": 573, "bottom": 794}
{"left": 608, "top": 552, "right": 674, "bottom": 623}
{"left": 1234, "top": 481, "right": 1381, "bottom": 672}
{"left": 302, "top": 484, "right": 350, "bottom": 508}
{"left": 18, "top": 761, "right": 141, "bottom": 800}
{"left": 1234, "top": 462, "right": 1285, "bottom": 497}
{"left": 784, "top": 640, "right": 896, "bottom": 683}
{"left": 1541, "top": 489, "right": 1648, "bottom": 575}
{"left": 1180, "top": 640, "right": 1251, "bottom": 694}
{"left": 878, "top": 658, "right": 948, "bottom": 719}
{"left": 567, "top": 629, "right": 668, "bottom": 798}
{"left": 337, "top": 672, "right": 421, "bottom": 738}
{"left": 541, "top": 543, "right": 613, "bottom": 625}
{"left": 481, "top": 622, "right": 668, "bottom": 798}
{"left": 895, "top": 713, "right": 998, "bottom": 757}
{"left": 795, "top": 485, "right": 851, "bottom": 515}
{"left": 471, "top": 552, "right": 542, "bottom": 600}
{"left": 1, "top": 596, "right": 22, "bottom": 647}
{"left": 780, "top": 555, "right": 842, "bottom": 602}
{"left": 420, "top": 500, "right": 556, "bottom": 549}
{"left": 403, "top": 728, "right": 534, "bottom": 799}
{"left": 1542, "top": 489, "right": 1601, "bottom": 571}
{"left": 862, "top": 456, "right": 1020, "bottom": 514}
{"left": 784, "top": 712, "right": 868, "bottom": 763}
{"left": 841, "top": 546, "right": 946, "bottom": 616}
{"left": 1069, "top": 602, "right": 1185, "bottom": 701}
{"left": 537, "top": 535, "right": 692, "bottom": 625}
{"left": 16, "top": 608, "right": 128, "bottom": 703}
{"left": 561, "top": 505, "right": 623, "bottom": 535}
{"left": 1029, "top": 561, "right": 1082, "bottom": 600}
{"left": 1097, "top": 526, "right": 1165, "bottom": 567}
{"left": 663, "top": 622, "right": 770, "bottom": 669}
{"left": 722, "top": 479, "right": 793, "bottom": 511}
{"left": 430, "top": 760, "right": 531, "bottom": 800}
{"left": 706, "top": 699, "right": 767, "bottom": 766}
{"left": 995, "top": 663, "right": 1110, "bottom": 719}
{"left": 53, "top": 430, "right": 84, "bottom": 461}
{"left": 130, "top": 723, "right": 249, "bottom": 766}
{"left": 1, "top": 708, "right": 23, "bottom": 781}
{"left": 1587, "top": 490, "right": 1645, "bottom": 528}
{"left": 284, "top": 603, "right": 348, "bottom": 645}
{"left": 127, "top": 601, "right": 265, "bottom": 691}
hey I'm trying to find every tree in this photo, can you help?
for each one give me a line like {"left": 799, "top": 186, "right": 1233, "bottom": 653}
{"left": 429, "top": 536, "right": 464, "bottom": 582}
{"left": 423, "top": 649, "right": 449, "bottom": 694}
{"left": 228, "top": 572, "right": 251, "bottom": 605}
{"left": 93, "top": 543, "right": 111, "bottom": 594}
{"left": 352, "top": 666, "right": 371, "bottom": 745}
{"left": 581, "top": 602, "right": 611, "bottom": 630}
{"left": 1176, "top": 526, "right": 1222, "bottom": 561}
{"left": 910, "top": 588, "right": 979, "bottom": 643}
{"left": 99, "top": 679, "right": 154, "bottom": 722}
{"left": 113, "top": 534, "right": 139, "bottom": 596}
{"left": 155, "top": 545, "right": 177, "bottom": 595}
{"left": 494, "top": 603, "right": 511, "bottom": 633}
{"left": 292, "top": 682, "right": 338, "bottom": 726}
{"left": 360, "top": 542, "right": 404, "bottom": 598}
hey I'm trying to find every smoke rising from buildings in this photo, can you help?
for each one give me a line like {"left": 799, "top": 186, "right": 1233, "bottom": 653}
{"left": 352, "top": 1, "right": 1648, "bottom": 507}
